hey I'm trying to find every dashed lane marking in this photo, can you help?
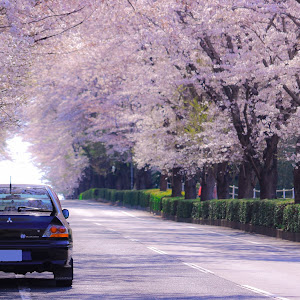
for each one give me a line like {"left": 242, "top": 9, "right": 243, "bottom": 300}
{"left": 183, "top": 262, "right": 214, "bottom": 274}
{"left": 16, "top": 275, "right": 32, "bottom": 300}
{"left": 121, "top": 211, "right": 142, "bottom": 219}
{"left": 18, "top": 286, "right": 32, "bottom": 300}
{"left": 242, "top": 285, "right": 290, "bottom": 300}
{"left": 147, "top": 247, "right": 167, "bottom": 255}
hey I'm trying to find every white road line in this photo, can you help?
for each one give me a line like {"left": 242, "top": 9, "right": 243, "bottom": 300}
{"left": 94, "top": 223, "right": 102, "bottom": 226}
{"left": 121, "top": 211, "right": 141, "bottom": 219}
{"left": 242, "top": 285, "right": 290, "bottom": 300}
{"left": 109, "top": 229, "right": 117, "bottom": 232}
{"left": 18, "top": 286, "right": 32, "bottom": 300}
{"left": 241, "top": 240, "right": 260, "bottom": 245}
{"left": 183, "top": 263, "right": 214, "bottom": 274}
{"left": 203, "top": 229, "right": 289, "bottom": 249}
{"left": 147, "top": 247, "right": 167, "bottom": 255}
{"left": 199, "top": 228, "right": 299, "bottom": 254}
{"left": 16, "top": 275, "right": 32, "bottom": 300}
{"left": 130, "top": 239, "right": 139, "bottom": 242}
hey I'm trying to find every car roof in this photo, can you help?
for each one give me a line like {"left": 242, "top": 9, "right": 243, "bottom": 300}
{"left": 0, "top": 184, "right": 50, "bottom": 189}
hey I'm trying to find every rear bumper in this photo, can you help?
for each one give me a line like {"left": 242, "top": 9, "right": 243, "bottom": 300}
{"left": 0, "top": 239, "right": 72, "bottom": 274}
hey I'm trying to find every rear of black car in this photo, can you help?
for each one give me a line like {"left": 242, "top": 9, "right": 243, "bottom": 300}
{"left": 0, "top": 185, "right": 73, "bottom": 286}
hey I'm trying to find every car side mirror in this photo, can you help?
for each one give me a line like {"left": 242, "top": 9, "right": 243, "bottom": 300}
{"left": 62, "top": 209, "right": 69, "bottom": 219}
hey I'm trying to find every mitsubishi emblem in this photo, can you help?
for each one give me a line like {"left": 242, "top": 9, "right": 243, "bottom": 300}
{"left": 7, "top": 217, "right": 12, "bottom": 223}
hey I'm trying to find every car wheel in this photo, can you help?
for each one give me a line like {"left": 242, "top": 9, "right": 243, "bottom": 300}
{"left": 54, "top": 258, "right": 73, "bottom": 287}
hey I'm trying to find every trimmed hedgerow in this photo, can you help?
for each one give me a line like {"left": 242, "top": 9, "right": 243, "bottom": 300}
{"left": 283, "top": 204, "right": 300, "bottom": 232}
{"left": 149, "top": 190, "right": 172, "bottom": 212}
{"left": 191, "top": 198, "right": 294, "bottom": 230}
{"left": 139, "top": 190, "right": 151, "bottom": 208}
{"left": 161, "top": 197, "right": 186, "bottom": 217}
{"left": 177, "top": 199, "right": 199, "bottom": 219}
{"left": 79, "top": 188, "right": 107, "bottom": 200}
{"left": 79, "top": 188, "right": 299, "bottom": 233}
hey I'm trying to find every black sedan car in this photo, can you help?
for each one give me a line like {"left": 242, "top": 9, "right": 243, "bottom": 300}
{"left": 0, "top": 184, "right": 73, "bottom": 286}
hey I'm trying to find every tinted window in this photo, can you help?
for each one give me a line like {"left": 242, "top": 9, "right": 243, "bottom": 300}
{"left": 0, "top": 187, "right": 53, "bottom": 214}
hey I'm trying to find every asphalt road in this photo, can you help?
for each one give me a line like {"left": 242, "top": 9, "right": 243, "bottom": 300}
{"left": 1, "top": 199, "right": 300, "bottom": 300}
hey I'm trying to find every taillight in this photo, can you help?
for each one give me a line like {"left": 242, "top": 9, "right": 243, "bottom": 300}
{"left": 43, "top": 225, "right": 69, "bottom": 238}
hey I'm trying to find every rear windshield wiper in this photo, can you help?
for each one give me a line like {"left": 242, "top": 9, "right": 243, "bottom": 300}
{"left": 17, "top": 206, "right": 53, "bottom": 212}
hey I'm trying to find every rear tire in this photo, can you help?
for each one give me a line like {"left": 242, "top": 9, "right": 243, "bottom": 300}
{"left": 54, "top": 258, "right": 73, "bottom": 287}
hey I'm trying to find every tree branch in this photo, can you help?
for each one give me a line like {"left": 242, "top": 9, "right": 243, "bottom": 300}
{"left": 283, "top": 84, "right": 300, "bottom": 105}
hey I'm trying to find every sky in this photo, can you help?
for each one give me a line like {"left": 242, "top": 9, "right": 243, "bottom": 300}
{"left": 0, "top": 136, "right": 45, "bottom": 185}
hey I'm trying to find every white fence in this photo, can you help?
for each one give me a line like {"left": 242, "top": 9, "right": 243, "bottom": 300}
{"left": 229, "top": 185, "right": 295, "bottom": 199}
{"left": 167, "top": 183, "right": 294, "bottom": 199}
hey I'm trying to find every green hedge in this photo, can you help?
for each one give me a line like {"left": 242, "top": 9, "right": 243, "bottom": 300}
{"left": 191, "top": 199, "right": 294, "bottom": 230}
{"left": 161, "top": 197, "right": 199, "bottom": 219}
{"left": 79, "top": 188, "right": 107, "bottom": 200}
{"left": 283, "top": 204, "right": 300, "bottom": 232}
{"left": 162, "top": 197, "right": 182, "bottom": 216}
{"left": 79, "top": 189, "right": 299, "bottom": 233}
{"left": 78, "top": 188, "right": 170, "bottom": 209}
{"left": 177, "top": 199, "right": 199, "bottom": 219}
{"left": 149, "top": 189, "right": 172, "bottom": 212}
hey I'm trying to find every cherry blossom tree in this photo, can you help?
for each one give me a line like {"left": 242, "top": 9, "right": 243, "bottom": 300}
{"left": 156, "top": 0, "right": 300, "bottom": 199}
{"left": 10, "top": 0, "right": 299, "bottom": 201}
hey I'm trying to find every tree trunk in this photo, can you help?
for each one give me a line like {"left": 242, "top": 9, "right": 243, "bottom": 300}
{"left": 216, "top": 162, "right": 231, "bottom": 199}
{"left": 201, "top": 165, "right": 216, "bottom": 201}
{"left": 184, "top": 176, "right": 197, "bottom": 199}
{"left": 135, "top": 167, "right": 152, "bottom": 190}
{"left": 159, "top": 172, "right": 168, "bottom": 191}
{"left": 294, "top": 167, "right": 300, "bottom": 204}
{"left": 294, "top": 137, "right": 300, "bottom": 204}
{"left": 171, "top": 167, "right": 182, "bottom": 197}
{"left": 258, "top": 135, "right": 278, "bottom": 199}
{"left": 224, "top": 92, "right": 279, "bottom": 200}
{"left": 115, "top": 163, "right": 131, "bottom": 190}
{"left": 238, "top": 160, "right": 256, "bottom": 199}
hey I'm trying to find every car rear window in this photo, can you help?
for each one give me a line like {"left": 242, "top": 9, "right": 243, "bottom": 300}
{"left": 0, "top": 187, "right": 53, "bottom": 214}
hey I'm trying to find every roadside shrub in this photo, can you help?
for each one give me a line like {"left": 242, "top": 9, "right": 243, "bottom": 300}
{"left": 238, "top": 200, "right": 253, "bottom": 224}
{"left": 201, "top": 201, "right": 210, "bottom": 219}
{"left": 149, "top": 189, "right": 172, "bottom": 213}
{"left": 139, "top": 190, "right": 151, "bottom": 208}
{"left": 191, "top": 201, "right": 201, "bottom": 219}
{"left": 114, "top": 190, "right": 122, "bottom": 202}
{"left": 226, "top": 200, "right": 240, "bottom": 222}
{"left": 79, "top": 188, "right": 299, "bottom": 232}
{"left": 209, "top": 200, "right": 227, "bottom": 220}
{"left": 283, "top": 204, "right": 300, "bottom": 232}
{"left": 79, "top": 188, "right": 107, "bottom": 200}
{"left": 162, "top": 197, "right": 183, "bottom": 216}
{"left": 177, "top": 199, "right": 198, "bottom": 219}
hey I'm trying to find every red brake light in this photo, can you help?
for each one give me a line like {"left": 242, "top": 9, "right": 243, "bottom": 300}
{"left": 43, "top": 225, "right": 68, "bottom": 238}
{"left": 50, "top": 226, "right": 57, "bottom": 233}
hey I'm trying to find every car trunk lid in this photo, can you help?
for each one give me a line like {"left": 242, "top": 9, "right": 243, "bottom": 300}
{"left": 0, "top": 215, "right": 55, "bottom": 240}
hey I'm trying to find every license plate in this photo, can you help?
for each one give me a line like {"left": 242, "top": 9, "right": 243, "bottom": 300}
{"left": 0, "top": 250, "right": 22, "bottom": 262}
